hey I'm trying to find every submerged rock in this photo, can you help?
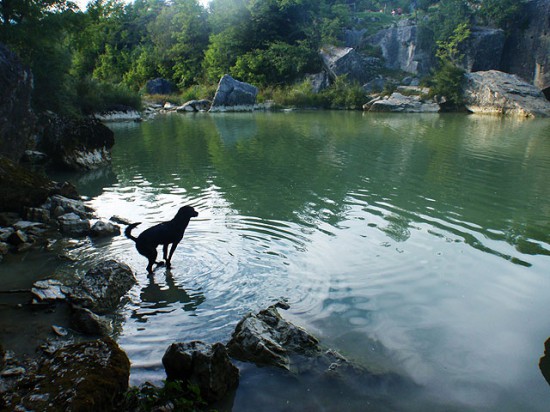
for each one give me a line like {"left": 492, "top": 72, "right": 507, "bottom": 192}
{"left": 90, "top": 220, "right": 121, "bottom": 237}
{"left": 162, "top": 341, "right": 239, "bottom": 403}
{"left": 463, "top": 70, "right": 550, "bottom": 118}
{"left": 3, "top": 337, "right": 130, "bottom": 411}
{"left": 69, "top": 260, "right": 135, "bottom": 314}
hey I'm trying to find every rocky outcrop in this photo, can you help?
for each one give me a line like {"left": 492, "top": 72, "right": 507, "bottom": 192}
{"left": 3, "top": 338, "right": 130, "bottom": 411}
{"left": 176, "top": 99, "right": 211, "bottom": 112}
{"left": 37, "top": 112, "right": 115, "bottom": 170}
{"left": 209, "top": 75, "right": 258, "bottom": 112}
{"left": 69, "top": 260, "right": 136, "bottom": 314}
{"left": 366, "top": 19, "right": 432, "bottom": 76}
{"left": 502, "top": 0, "right": 550, "bottom": 98}
{"left": 461, "top": 27, "right": 505, "bottom": 73}
{"left": 0, "top": 44, "right": 35, "bottom": 163}
{"left": 162, "top": 341, "right": 239, "bottom": 403}
{"left": 463, "top": 70, "right": 550, "bottom": 118}
{"left": 320, "top": 45, "right": 382, "bottom": 84}
{"left": 367, "top": 92, "right": 440, "bottom": 113}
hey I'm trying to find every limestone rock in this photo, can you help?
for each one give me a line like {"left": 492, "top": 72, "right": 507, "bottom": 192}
{"left": 70, "top": 306, "right": 113, "bottom": 336}
{"left": 162, "top": 341, "right": 239, "bottom": 403}
{"left": 69, "top": 260, "right": 135, "bottom": 314}
{"left": 31, "top": 279, "right": 70, "bottom": 303}
{"left": 463, "top": 70, "right": 550, "bottom": 118}
{"left": 176, "top": 99, "right": 211, "bottom": 112}
{"left": 461, "top": 27, "right": 505, "bottom": 72}
{"left": 210, "top": 75, "right": 258, "bottom": 112}
{"left": 320, "top": 45, "right": 382, "bottom": 84}
{"left": 369, "top": 92, "right": 440, "bottom": 113}
{"left": 58, "top": 212, "right": 90, "bottom": 236}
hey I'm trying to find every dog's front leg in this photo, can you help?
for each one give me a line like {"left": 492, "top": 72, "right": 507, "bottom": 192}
{"left": 166, "top": 243, "right": 179, "bottom": 267}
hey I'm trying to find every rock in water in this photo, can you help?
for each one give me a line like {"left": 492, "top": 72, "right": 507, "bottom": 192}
{"left": 540, "top": 337, "right": 550, "bottom": 387}
{"left": 463, "top": 70, "right": 550, "bottom": 118}
{"left": 209, "top": 75, "right": 258, "bottom": 112}
{"left": 162, "top": 341, "right": 239, "bottom": 403}
{"left": 69, "top": 260, "right": 135, "bottom": 314}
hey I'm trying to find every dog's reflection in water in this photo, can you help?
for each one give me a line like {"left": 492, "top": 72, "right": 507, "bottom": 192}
{"left": 132, "top": 268, "right": 205, "bottom": 322}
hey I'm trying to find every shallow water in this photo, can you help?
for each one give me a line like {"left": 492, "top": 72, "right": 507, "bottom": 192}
{"left": 3, "top": 111, "right": 550, "bottom": 410}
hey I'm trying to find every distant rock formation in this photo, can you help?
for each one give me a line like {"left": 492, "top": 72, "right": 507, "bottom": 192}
{"left": 209, "top": 75, "right": 258, "bottom": 112}
{"left": 463, "top": 70, "right": 550, "bottom": 118}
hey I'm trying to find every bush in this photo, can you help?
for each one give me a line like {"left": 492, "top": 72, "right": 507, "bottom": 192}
{"left": 76, "top": 78, "right": 142, "bottom": 115}
{"left": 429, "top": 61, "right": 465, "bottom": 107}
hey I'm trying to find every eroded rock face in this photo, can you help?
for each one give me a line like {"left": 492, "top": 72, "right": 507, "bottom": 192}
{"left": 0, "top": 44, "right": 35, "bottom": 163}
{"left": 463, "top": 70, "right": 550, "bottom": 118}
{"left": 162, "top": 341, "right": 239, "bottom": 403}
{"left": 461, "top": 27, "right": 505, "bottom": 73}
{"left": 69, "top": 260, "right": 136, "bottom": 314}
{"left": 210, "top": 75, "right": 258, "bottom": 112}
{"left": 368, "top": 92, "right": 440, "bottom": 113}
{"left": 3, "top": 338, "right": 130, "bottom": 412}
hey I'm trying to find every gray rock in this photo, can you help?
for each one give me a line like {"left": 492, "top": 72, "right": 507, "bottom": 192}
{"left": 0, "top": 241, "right": 8, "bottom": 255}
{"left": 363, "top": 77, "right": 387, "bottom": 93}
{"left": 463, "top": 70, "right": 550, "bottom": 118}
{"left": 162, "top": 341, "right": 239, "bottom": 403}
{"left": 31, "top": 279, "right": 71, "bottom": 303}
{"left": 210, "top": 75, "right": 258, "bottom": 112}
{"left": 306, "top": 72, "right": 331, "bottom": 93}
{"left": 46, "top": 195, "right": 94, "bottom": 219}
{"left": 71, "top": 306, "right": 113, "bottom": 336}
{"left": 69, "top": 260, "right": 135, "bottom": 314}
{"left": 3, "top": 338, "right": 130, "bottom": 411}
{"left": 0, "top": 227, "right": 14, "bottom": 241}
{"left": 369, "top": 92, "right": 440, "bottom": 113}
{"left": 227, "top": 303, "right": 320, "bottom": 371}
{"left": 7, "top": 229, "right": 28, "bottom": 246}
{"left": 320, "top": 46, "right": 382, "bottom": 84}
{"left": 58, "top": 212, "right": 90, "bottom": 236}
{"left": 90, "top": 220, "right": 121, "bottom": 237}
{"left": 22, "top": 150, "right": 48, "bottom": 164}
{"left": 176, "top": 99, "right": 211, "bottom": 112}
{"left": 23, "top": 207, "right": 51, "bottom": 223}
{"left": 146, "top": 78, "right": 176, "bottom": 95}
{"left": 367, "top": 20, "right": 432, "bottom": 76}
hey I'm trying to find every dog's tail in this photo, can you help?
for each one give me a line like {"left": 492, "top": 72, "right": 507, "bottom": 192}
{"left": 125, "top": 222, "right": 141, "bottom": 242}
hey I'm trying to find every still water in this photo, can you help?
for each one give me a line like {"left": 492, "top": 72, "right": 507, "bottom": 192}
{"left": 22, "top": 112, "right": 550, "bottom": 410}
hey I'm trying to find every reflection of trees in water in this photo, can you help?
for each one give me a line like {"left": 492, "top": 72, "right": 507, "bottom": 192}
{"left": 109, "top": 113, "right": 550, "bottom": 261}
{"left": 132, "top": 268, "right": 205, "bottom": 323}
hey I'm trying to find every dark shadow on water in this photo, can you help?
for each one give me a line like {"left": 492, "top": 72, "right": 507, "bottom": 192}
{"left": 132, "top": 268, "right": 205, "bottom": 323}
{"left": 540, "top": 337, "right": 550, "bottom": 387}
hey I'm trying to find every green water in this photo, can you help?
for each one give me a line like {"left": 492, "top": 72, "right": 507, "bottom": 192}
{"left": 9, "top": 111, "right": 550, "bottom": 410}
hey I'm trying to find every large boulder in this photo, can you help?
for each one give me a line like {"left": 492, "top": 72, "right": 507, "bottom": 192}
{"left": 210, "top": 75, "right": 258, "bottom": 112}
{"left": 37, "top": 112, "right": 115, "bottom": 171}
{"left": 0, "top": 44, "right": 35, "bottom": 163}
{"left": 320, "top": 45, "right": 382, "bottom": 84}
{"left": 502, "top": 0, "right": 550, "bottom": 98}
{"left": 162, "top": 341, "right": 239, "bottom": 403}
{"left": 3, "top": 338, "right": 130, "bottom": 411}
{"left": 366, "top": 19, "right": 432, "bottom": 76}
{"left": 463, "top": 70, "right": 550, "bottom": 118}
{"left": 69, "top": 260, "right": 136, "bottom": 314}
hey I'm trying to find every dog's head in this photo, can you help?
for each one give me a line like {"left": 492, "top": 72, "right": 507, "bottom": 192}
{"left": 176, "top": 205, "right": 199, "bottom": 220}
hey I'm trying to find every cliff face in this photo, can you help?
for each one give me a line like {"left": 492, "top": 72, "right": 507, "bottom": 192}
{"left": 501, "top": 0, "right": 550, "bottom": 98}
{"left": 0, "top": 44, "right": 35, "bottom": 163}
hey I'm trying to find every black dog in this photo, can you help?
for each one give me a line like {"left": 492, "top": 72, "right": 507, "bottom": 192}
{"left": 125, "top": 206, "right": 199, "bottom": 273}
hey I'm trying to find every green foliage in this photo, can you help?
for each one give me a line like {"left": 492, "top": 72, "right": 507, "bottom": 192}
{"left": 435, "top": 22, "right": 471, "bottom": 65}
{"left": 76, "top": 77, "right": 141, "bottom": 114}
{"left": 124, "top": 380, "right": 206, "bottom": 412}
{"left": 429, "top": 61, "right": 465, "bottom": 107}
{"left": 477, "top": 0, "right": 523, "bottom": 31}
{"left": 321, "top": 77, "right": 367, "bottom": 110}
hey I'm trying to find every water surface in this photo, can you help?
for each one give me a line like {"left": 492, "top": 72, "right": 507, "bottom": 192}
{"left": 7, "top": 111, "right": 550, "bottom": 410}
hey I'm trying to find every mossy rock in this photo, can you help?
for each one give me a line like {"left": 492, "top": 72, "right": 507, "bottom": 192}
{"left": 5, "top": 337, "right": 130, "bottom": 411}
{"left": 0, "top": 155, "right": 53, "bottom": 213}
